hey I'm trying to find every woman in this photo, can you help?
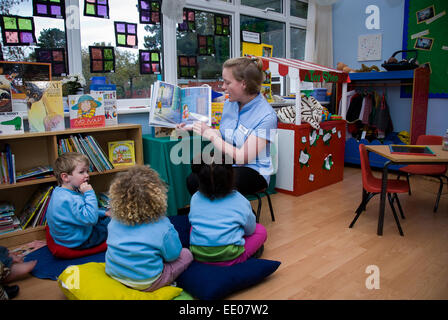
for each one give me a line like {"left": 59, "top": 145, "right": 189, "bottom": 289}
{"left": 182, "top": 56, "right": 278, "bottom": 195}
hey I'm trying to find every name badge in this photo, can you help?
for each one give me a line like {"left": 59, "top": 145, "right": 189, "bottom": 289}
{"left": 237, "top": 123, "right": 249, "bottom": 135}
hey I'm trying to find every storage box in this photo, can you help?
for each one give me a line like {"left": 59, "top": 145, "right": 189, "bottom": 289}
{"left": 310, "top": 88, "right": 327, "bottom": 101}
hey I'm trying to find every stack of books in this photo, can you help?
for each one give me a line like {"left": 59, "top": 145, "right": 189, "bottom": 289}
{"left": 0, "top": 202, "right": 21, "bottom": 235}
{"left": 19, "top": 185, "right": 53, "bottom": 229}
{"left": 0, "top": 144, "right": 16, "bottom": 184}
{"left": 58, "top": 134, "right": 114, "bottom": 172}
{"left": 15, "top": 165, "right": 53, "bottom": 182}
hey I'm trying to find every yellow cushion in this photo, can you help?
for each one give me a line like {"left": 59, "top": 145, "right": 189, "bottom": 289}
{"left": 57, "top": 262, "right": 182, "bottom": 300}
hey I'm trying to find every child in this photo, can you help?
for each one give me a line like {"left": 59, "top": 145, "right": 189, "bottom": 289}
{"left": 46, "top": 152, "right": 110, "bottom": 249}
{"left": 0, "top": 245, "right": 37, "bottom": 300}
{"left": 188, "top": 153, "right": 267, "bottom": 266}
{"left": 105, "top": 165, "right": 193, "bottom": 292}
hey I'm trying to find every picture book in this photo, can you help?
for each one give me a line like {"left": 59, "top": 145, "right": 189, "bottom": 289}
{"left": 0, "top": 76, "right": 12, "bottom": 112}
{"left": 108, "top": 140, "right": 136, "bottom": 167}
{"left": 16, "top": 165, "right": 53, "bottom": 182}
{"left": 0, "top": 112, "right": 24, "bottom": 135}
{"left": 211, "top": 102, "right": 224, "bottom": 129}
{"left": 149, "top": 80, "right": 211, "bottom": 128}
{"left": 90, "top": 89, "right": 118, "bottom": 126}
{"left": 68, "top": 93, "right": 105, "bottom": 129}
{"left": 25, "top": 81, "right": 65, "bottom": 132}
{"left": 19, "top": 185, "right": 53, "bottom": 229}
{"left": 10, "top": 240, "right": 47, "bottom": 257}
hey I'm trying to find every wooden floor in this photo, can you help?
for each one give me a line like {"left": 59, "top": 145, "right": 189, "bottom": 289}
{"left": 9, "top": 166, "right": 448, "bottom": 300}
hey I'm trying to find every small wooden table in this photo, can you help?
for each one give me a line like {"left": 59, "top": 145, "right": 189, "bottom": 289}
{"left": 365, "top": 145, "right": 448, "bottom": 236}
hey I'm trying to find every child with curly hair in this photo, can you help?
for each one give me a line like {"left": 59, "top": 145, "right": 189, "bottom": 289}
{"left": 105, "top": 165, "right": 193, "bottom": 292}
{"left": 188, "top": 153, "right": 267, "bottom": 266}
{"left": 46, "top": 152, "right": 110, "bottom": 249}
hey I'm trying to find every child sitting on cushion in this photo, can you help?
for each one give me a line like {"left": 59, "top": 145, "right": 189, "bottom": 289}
{"left": 46, "top": 152, "right": 110, "bottom": 249}
{"left": 105, "top": 165, "right": 193, "bottom": 292}
{"left": 188, "top": 152, "right": 267, "bottom": 266}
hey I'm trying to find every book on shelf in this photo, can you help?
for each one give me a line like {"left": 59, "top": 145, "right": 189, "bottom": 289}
{"left": 108, "top": 140, "right": 136, "bottom": 167}
{"left": 0, "top": 143, "right": 15, "bottom": 184}
{"left": 0, "top": 215, "right": 21, "bottom": 235}
{"left": 90, "top": 89, "right": 118, "bottom": 126}
{"left": 0, "top": 112, "right": 24, "bottom": 135}
{"left": 149, "top": 80, "right": 211, "bottom": 128}
{"left": 15, "top": 165, "right": 53, "bottom": 182}
{"left": 19, "top": 185, "right": 53, "bottom": 229}
{"left": 25, "top": 81, "right": 65, "bottom": 133}
{"left": 0, "top": 77, "right": 13, "bottom": 113}
{"left": 69, "top": 93, "right": 105, "bottom": 129}
{"left": 211, "top": 102, "right": 224, "bottom": 129}
{"left": 0, "top": 201, "right": 14, "bottom": 214}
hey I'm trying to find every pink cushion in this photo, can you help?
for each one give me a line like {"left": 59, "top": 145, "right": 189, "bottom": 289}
{"left": 45, "top": 226, "right": 107, "bottom": 259}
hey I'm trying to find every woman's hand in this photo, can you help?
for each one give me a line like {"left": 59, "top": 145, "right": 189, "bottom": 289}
{"left": 175, "top": 123, "right": 192, "bottom": 131}
{"left": 193, "top": 121, "right": 219, "bottom": 141}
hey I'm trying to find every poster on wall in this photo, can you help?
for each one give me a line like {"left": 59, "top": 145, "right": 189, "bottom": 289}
{"left": 357, "top": 33, "right": 382, "bottom": 61}
{"left": 403, "top": 0, "right": 448, "bottom": 98}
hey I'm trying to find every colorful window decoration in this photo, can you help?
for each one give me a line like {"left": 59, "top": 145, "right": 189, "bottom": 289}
{"left": 139, "top": 50, "right": 161, "bottom": 74}
{"left": 35, "top": 48, "right": 67, "bottom": 76}
{"left": 178, "top": 55, "right": 197, "bottom": 79}
{"left": 33, "top": 0, "right": 65, "bottom": 19}
{"left": 89, "top": 46, "right": 115, "bottom": 73}
{"left": 84, "top": 0, "right": 109, "bottom": 19}
{"left": 114, "top": 22, "right": 138, "bottom": 48}
{"left": 138, "top": 0, "right": 161, "bottom": 24}
{"left": 178, "top": 9, "right": 195, "bottom": 32}
{"left": 0, "top": 15, "right": 37, "bottom": 46}
{"left": 214, "top": 14, "right": 230, "bottom": 36}
{"left": 197, "top": 35, "right": 215, "bottom": 55}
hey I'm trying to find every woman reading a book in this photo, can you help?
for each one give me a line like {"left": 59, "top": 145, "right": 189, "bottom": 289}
{"left": 179, "top": 56, "right": 277, "bottom": 196}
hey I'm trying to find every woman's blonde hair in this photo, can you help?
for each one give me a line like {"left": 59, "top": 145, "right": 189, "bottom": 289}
{"left": 54, "top": 152, "right": 90, "bottom": 185}
{"left": 108, "top": 165, "right": 167, "bottom": 225}
{"left": 223, "top": 56, "right": 264, "bottom": 95}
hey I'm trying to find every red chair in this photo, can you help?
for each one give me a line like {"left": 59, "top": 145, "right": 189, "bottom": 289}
{"left": 349, "top": 144, "right": 410, "bottom": 236}
{"left": 397, "top": 135, "right": 448, "bottom": 212}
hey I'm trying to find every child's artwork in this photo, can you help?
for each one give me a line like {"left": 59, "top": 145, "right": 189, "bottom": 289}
{"left": 33, "top": 0, "right": 65, "bottom": 19}
{"left": 0, "top": 15, "right": 37, "bottom": 46}
{"left": 83, "top": 0, "right": 109, "bottom": 19}
{"left": 114, "top": 21, "right": 138, "bottom": 48}
{"left": 138, "top": 0, "right": 161, "bottom": 24}
{"left": 108, "top": 140, "right": 136, "bottom": 167}
{"left": 25, "top": 81, "right": 65, "bottom": 132}
{"left": 68, "top": 93, "right": 105, "bottom": 128}
{"left": 90, "top": 90, "right": 117, "bottom": 126}
{"left": 0, "top": 112, "right": 24, "bottom": 135}
{"left": 89, "top": 46, "right": 115, "bottom": 73}
{"left": 35, "top": 48, "right": 67, "bottom": 76}
{"left": 149, "top": 80, "right": 211, "bottom": 128}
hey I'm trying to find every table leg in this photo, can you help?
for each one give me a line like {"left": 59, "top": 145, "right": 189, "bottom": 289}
{"left": 377, "top": 161, "right": 391, "bottom": 236}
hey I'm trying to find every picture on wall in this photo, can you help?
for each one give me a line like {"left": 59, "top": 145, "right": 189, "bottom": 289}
{"left": 416, "top": 5, "right": 435, "bottom": 23}
{"left": 0, "top": 61, "right": 51, "bottom": 99}
{"left": 414, "top": 37, "right": 434, "bottom": 51}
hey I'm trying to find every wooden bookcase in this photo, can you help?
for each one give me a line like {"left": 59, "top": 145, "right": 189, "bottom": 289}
{"left": 0, "top": 123, "right": 143, "bottom": 247}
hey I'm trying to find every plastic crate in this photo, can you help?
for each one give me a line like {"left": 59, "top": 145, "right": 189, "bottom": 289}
{"left": 311, "top": 88, "right": 327, "bottom": 101}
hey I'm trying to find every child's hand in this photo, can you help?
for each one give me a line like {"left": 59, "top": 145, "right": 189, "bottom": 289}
{"left": 79, "top": 182, "right": 93, "bottom": 193}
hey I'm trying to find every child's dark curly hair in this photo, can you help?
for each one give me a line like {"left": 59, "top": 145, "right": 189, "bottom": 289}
{"left": 108, "top": 165, "right": 167, "bottom": 225}
{"left": 191, "top": 152, "right": 235, "bottom": 200}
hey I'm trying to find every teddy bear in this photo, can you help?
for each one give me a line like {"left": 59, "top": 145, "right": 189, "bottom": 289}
{"left": 336, "top": 62, "right": 355, "bottom": 73}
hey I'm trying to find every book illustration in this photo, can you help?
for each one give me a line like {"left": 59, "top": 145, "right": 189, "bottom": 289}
{"left": 149, "top": 80, "right": 211, "bottom": 128}
{"left": 69, "top": 93, "right": 105, "bottom": 128}
{"left": 211, "top": 102, "right": 224, "bottom": 129}
{"left": 90, "top": 90, "right": 117, "bottom": 126}
{"left": 19, "top": 185, "right": 53, "bottom": 229}
{"left": 108, "top": 140, "right": 135, "bottom": 167}
{"left": 25, "top": 81, "right": 65, "bottom": 132}
{"left": 0, "top": 75, "right": 13, "bottom": 112}
{"left": 10, "top": 239, "right": 47, "bottom": 257}
{"left": 0, "top": 112, "right": 24, "bottom": 135}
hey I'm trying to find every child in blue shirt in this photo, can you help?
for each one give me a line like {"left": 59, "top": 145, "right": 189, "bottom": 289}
{"left": 188, "top": 154, "right": 267, "bottom": 266}
{"left": 46, "top": 152, "right": 110, "bottom": 249}
{"left": 105, "top": 165, "right": 193, "bottom": 292}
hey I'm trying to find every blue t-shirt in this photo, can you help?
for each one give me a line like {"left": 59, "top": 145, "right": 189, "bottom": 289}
{"left": 105, "top": 216, "right": 182, "bottom": 281}
{"left": 219, "top": 93, "right": 277, "bottom": 182}
{"left": 46, "top": 186, "right": 105, "bottom": 248}
{"left": 189, "top": 191, "right": 256, "bottom": 247}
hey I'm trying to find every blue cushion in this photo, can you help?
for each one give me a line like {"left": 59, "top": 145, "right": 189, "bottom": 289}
{"left": 176, "top": 258, "right": 281, "bottom": 300}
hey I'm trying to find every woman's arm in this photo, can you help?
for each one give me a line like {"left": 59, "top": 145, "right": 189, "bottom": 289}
{"left": 192, "top": 121, "right": 267, "bottom": 164}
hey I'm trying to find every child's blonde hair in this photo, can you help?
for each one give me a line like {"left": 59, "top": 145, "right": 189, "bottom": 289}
{"left": 223, "top": 56, "right": 264, "bottom": 95}
{"left": 54, "top": 152, "right": 90, "bottom": 185}
{"left": 108, "top": 165, "right": 167, "bottom": 225}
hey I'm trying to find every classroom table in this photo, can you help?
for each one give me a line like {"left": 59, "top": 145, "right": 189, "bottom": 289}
{"left": 365, "top": 145, "right": 448, "bottom": 236}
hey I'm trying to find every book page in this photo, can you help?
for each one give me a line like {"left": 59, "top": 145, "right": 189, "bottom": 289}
{"left": 149, "top": 81, "right": 181, "bottom": 127}
{"left": 180, "top": 86, "right": 211, "bottom": 126}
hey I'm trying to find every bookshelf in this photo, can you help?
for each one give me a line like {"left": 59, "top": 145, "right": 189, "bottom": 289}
{"left": 0, "top": 124, "right": 143, "bottom": 247}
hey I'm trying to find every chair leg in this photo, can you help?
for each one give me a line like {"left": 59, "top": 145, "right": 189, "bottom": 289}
{"left": 349, "top": 190, "right": 373, "bottom": 228}
{"left": 264, "top": 192, "right": 275, "bottom": 222}
{"left": 388, "top": 193, "right": 404, "bottom": 236}
{"left": 255, "top": 194, "right": 262, "bottom": 223}
{"left": 393, "top": 193, "right": 405, "bottom": 219}
{"left": 433, "top": 176, "right": 444, "bottom": 213}
{"left": 406, "top": 174, "right": 411, "bottom": 195}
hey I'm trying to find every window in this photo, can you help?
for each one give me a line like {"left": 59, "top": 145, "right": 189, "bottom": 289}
{"left": 176, "top": 8, "right": 231, "bottom": 85}
{"left": 290, "top": 27, "right": 306, "bottom": 60}
{"left": 291, "top": 0, "right": 308, "bottom": 19}
{"left": 240, "top": 15, "right": 285, "bottom": 58}
{"left": 79, "top": 0, "right": 162, "bottom": 99}
{"left": 241, "top": 0, "right": 282, "bottom": 14}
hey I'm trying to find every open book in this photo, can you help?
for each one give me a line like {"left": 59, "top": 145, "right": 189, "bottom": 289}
{"left": 149, "top": 80, "right": 211, "bottom": 128}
